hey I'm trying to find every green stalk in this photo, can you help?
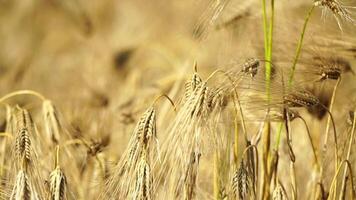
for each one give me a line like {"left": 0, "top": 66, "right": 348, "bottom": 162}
{"left": 266, "top": 0, "right": 275, "bottom": 100}
{"left": 288, "top": 5, "right": 315, "bottom": 86}
{"left": 275, "top": 5, "right": 315, "bottom": 152}
{"left": 265, "top": 9, "right": 275, "bottom": 183}
{"left": 262, "top": 0, "right": 269, "bottom": 61}
{"left": 261, "top": 2, "right": 275, "bottom": 199}
{"left": 261, "top": 0, "right": 274, "bottom": 145}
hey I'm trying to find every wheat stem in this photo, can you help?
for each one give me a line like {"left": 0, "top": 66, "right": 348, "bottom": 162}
{"left": 273, "top": 123, "right": 283, "bottom": 151}
{"left": 323, "top": 78, "right": 341, "bottom": 154}
{"left": 327, "top": 160, "right": 355, "bottom": 200}
{"left": 0, "top": 90, "right": 46, "bottom": 103}
{"left": 0, "top": 132, "right": 13, "bottom": 138}
{"left": 213, "top": 152, "right": 220, "bottom": 200}
{"left": 152, "top": 94, "right": 177, "bottom": 112}
{"left": 297, "top": 116, "right": 319, "bottom": 170}
{"left": 266, "top": 0, "right": 275, "bottom": 101}
{"left": 321, "top": 78, "right": 341, "bottom": 197}
{"left": 289, "top": 5, "right": 315, "bottom": 85}
{"left": 260, "top": 121, "right": 270, "bottom": 200}
{"left": 261, "top": 0, "right": 269, "bottom": 61}
{"left": 339, "top": 110, "right": 356, "bottom": 200}
{"left": 233, "top": 114, "right": 239, "bottom": 166}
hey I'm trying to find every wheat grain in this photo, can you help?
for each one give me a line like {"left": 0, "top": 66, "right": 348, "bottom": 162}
{"left": 48, "top": 146, "right": 67, "bottom": 200}
{"left": 10, "top": 170, "right": 31, "bottom": 200}
{"left": 240, "top": 58, "right": 260, "bottom": 78}
{"left": 49, "top": 166, "right": 67, "bottom": 200}
{"left": 14, "top": 107, "right": 33, "bottom": 169}
{"left": 233, "top": 161, "right": 250, "bottom": 200}
{"left": 133, "top": 152, "right": 153, "bottom": 200}
{"left": 283, "top": 90, "right": 320, "bottom": 108}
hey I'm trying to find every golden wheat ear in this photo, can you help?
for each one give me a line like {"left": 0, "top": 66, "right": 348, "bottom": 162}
{"left": 184, "top": 62, "right": 203, "bottom": 102}
{"left": 10, "top": 170, "right": 32, "bottom": 200}
{"left": 314, "top": 0, "right": 356, "bottom": 30}
{"left": 14, "top": 106, "right": 33, "bottom": 170}
{"left": 132, "top": 151, "right": 153, "bottom": 200}
{"left": 232, "top": 161, "right": 251, "bottom": 200}
{"left": 100, "top": 98, "right": 164, "bottom": 199}
{"left": 49, "top": 146, "right": 67, "bottom": 200}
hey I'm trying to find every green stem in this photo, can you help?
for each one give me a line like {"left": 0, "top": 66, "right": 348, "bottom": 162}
{"left": 288, "top": 5, "right": 315, "bottom": 86}
{"left": 266, "top": 0, "right": 275, "bottom": 100}
{"left": 274, "top": 5, "right": 315, "bottom": 152}
{"left": 262, "top": 0, "right": 269, "bottom": 60}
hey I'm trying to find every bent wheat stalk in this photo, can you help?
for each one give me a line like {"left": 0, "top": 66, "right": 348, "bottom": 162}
{"left": 339, "top": 110, "right": 356, "bottom": 200}
{"left": 327, "top": 160, "right": 355, "bottom": 200}
{"left": 0, "top": 90, "right": 46, "bottom": 104}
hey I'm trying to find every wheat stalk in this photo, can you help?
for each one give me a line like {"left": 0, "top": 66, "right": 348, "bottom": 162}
{"left": 183, "top": 152, "right": 200, "bottom": 200}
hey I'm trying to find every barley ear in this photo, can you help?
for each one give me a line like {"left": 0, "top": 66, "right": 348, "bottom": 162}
{"left": 49, "top": 146, "right": 67, "bottom": 200}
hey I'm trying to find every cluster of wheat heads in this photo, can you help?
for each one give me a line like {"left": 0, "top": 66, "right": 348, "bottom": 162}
{"left": 0, "top": 56, "right": 354, "bottom": 200}
{"left": 0, "top": 0, "right": 356, "bottom": 200}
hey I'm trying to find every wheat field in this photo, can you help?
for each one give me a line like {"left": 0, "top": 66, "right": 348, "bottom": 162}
{"left": 0, "top": 0, "right": 356, "bottom": 199}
